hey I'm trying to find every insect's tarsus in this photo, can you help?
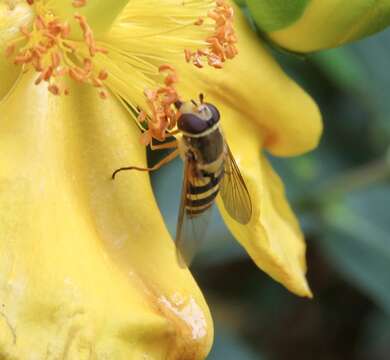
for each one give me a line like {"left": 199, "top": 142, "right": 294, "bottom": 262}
{"left": 112, "top": 167, "right": 137, "bottom": 179}
{"left": 112, "top": 148, "right": 179, "bottom": 180}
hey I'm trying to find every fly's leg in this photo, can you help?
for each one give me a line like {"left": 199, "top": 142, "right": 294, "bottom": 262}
{"left": 112, "top": 149, "right": 179, "bottom": 179}
{"left": 150, "top": 139, "right": 178, "bottom": 151}
{"left": 168, "top": 129, "right": 181, "bottom": 136}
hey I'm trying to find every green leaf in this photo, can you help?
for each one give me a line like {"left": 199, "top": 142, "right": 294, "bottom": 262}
{"left": 245, "top": 0, "right": 310, "bottom": 32}
{"left": 320, "top": 187, "right": 390, "bottom": 314}
{"left": 242, "top": 0, "right": 390, "bottom": 52}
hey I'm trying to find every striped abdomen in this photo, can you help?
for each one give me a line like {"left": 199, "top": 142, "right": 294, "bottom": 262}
{"left": 183, "top": 127, "right": 225, "bottom": 217}
{"left": 185, "top": 166, "right": 224, "bottom": 216}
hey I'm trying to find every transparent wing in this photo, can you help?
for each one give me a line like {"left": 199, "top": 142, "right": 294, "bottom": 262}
{"left": 219, "top": 144, "right": 253, "bottom": 224}
{"left": 175, "top": 157, "right": 213, "bottom": 267}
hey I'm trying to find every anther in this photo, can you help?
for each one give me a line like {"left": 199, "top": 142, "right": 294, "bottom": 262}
{"left": 7, "top": 2, "right": 109, "bottom": 99}
{"left": 72, "top": 0, "right": 87, "bottom": 8}
{"left": 138, "top": 65, "right": 180, "bottom": 145}
{"left": 185, "top": 0, "right": 238, "bottom": 69}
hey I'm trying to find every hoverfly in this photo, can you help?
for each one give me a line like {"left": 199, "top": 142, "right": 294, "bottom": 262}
{"left": 112, "top": 94, "right": 252, "bottom": 266}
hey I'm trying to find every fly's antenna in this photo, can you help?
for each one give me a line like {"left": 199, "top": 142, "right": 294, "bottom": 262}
{"left": 199, "top": 93, "right": 204, "bottom": 104}
{"left": 191, "top": 99, "right": 198, "bottom": 106}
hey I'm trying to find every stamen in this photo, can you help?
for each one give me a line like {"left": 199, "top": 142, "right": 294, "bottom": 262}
{"left": 72, "top": 0, "right": 87, "bottom": 8}
{"left": 6, "top": 0, "right": 108, "bottom": 97}
{"left": 138, "top": 65, "right": 180, "bottom": 145}
{"left": 185, "top": 0, "right": 238, "bottom": 69}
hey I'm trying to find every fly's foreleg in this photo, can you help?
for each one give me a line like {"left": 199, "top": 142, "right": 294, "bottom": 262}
{"left": 112, "top": 149, "right": 179, "bottom": 179}
{"left": 150, "top": 139, "right": 178, "bottom": 151}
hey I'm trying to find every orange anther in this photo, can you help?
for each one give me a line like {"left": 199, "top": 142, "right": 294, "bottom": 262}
{"left": 193, "top": 55, "right": 204, "bottom": 68}
{"left": 5, "top": 45, "right": 15, "bottom": 57}
{"left": 159, "top": 64, "right": 175, "bottom": 73}
{"left": 207, "top": 10, "right": 220, "bottom": 21}
{"left": 61, "top": 23, "right": 71, "bottom": 38}
{"left": 69, "top": 68, "right": 85, "bottom": 82}
{"left": 139, "top": 64, "right": 180, "bottom": 145}
{"left": 48, "top": 84, "right": 60, "bottom": 95}
{"left": 83, "top": 58, "right": 92, "bottom": 72}
{"left": 184, "top": 49, "right": 192, "bottom": 63}
{"left": 55, "top": 68, "right": 68, "bottom": 77}
{"left": 72, "top": 0, "right": 87, "bottom": 8}
{"left": 94, "top": 46, "right": 108, "bottom": 54}
{"left": 194, "top": 17, "right": 204, "bottom": 26}
{"left": 164, "top": 74, "right": 178, "bottom": 86}
{"left": 186, "top": 0, "right": 237, "bottom": 69}
{"left": 31, "top": 54, "right": 43, "bottom": 71}
{"left": 98, "top": 70, "right": 108, "bottom": 80}
{"left": 42, "top": 66, "right": 53, "bottom": 81}
{"left": 92, "top": 78, "right": 103, "bottom": 88}
{"left": 8, "top": 0, "right": 110, "bottom": 99}
{"left": 35, "top": 15, "right": 46, "bottom": 30}
{"left": 140, "top": 130, "right": 152, "bottom": 146}
{"left": 99, "top": 90, "right": 108, "bottom": 99}
{"left": 51, "top": 52, "right": 61, "bottom": 68}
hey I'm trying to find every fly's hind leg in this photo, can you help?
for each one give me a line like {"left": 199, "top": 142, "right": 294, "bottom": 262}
{"left": 112, "top": 148, "right": 179, "bottom": 179}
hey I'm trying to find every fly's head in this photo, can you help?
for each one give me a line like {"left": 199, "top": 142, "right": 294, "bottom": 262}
{"left": 175, "top": 95, "right": 220, "bottom": 135}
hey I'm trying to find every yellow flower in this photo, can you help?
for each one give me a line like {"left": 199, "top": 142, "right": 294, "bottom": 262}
{"left": 0, "top": 0, "right": 321, "bottom": 358}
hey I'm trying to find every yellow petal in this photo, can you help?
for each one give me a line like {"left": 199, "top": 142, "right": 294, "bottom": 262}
{"left": 0, "top": 1, "right": 32, "bottom": 99}
{"left": 216, "top": 104, "right": 312, "bottom": 297}
{"left": 50, "top": 0, "right": 130, "bottom": 37}
{"left": 176, "top": 1, "right": 322, "bottom": 157}
{"left": 0, "top": 73, "right": 212, "bottom": 358}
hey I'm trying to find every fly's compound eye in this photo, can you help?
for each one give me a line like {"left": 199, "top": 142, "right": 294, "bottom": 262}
{"left": 177, "top": 101, "right": 221, "bottom": 134}
{"left": 178, "top": 113, "right": 209, "bottom": 134}
{"left": 205, "top": 103, "right": 220, "bottom": 126}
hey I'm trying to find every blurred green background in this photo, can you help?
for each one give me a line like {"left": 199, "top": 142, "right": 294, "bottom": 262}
{"left": 150, "top": 11, "right": 390, "bottom": 360}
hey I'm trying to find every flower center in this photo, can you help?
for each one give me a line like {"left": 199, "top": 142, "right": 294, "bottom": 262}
{"left": 108, "top": 0, "right": 239, "bottom": 144}
{"left": 6, "top": 0, "right": 108, "bottom": 98}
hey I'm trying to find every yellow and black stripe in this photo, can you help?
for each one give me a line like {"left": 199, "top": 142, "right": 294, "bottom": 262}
{"left": 185, "top": 167, "right": 224, "bottom": 216}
